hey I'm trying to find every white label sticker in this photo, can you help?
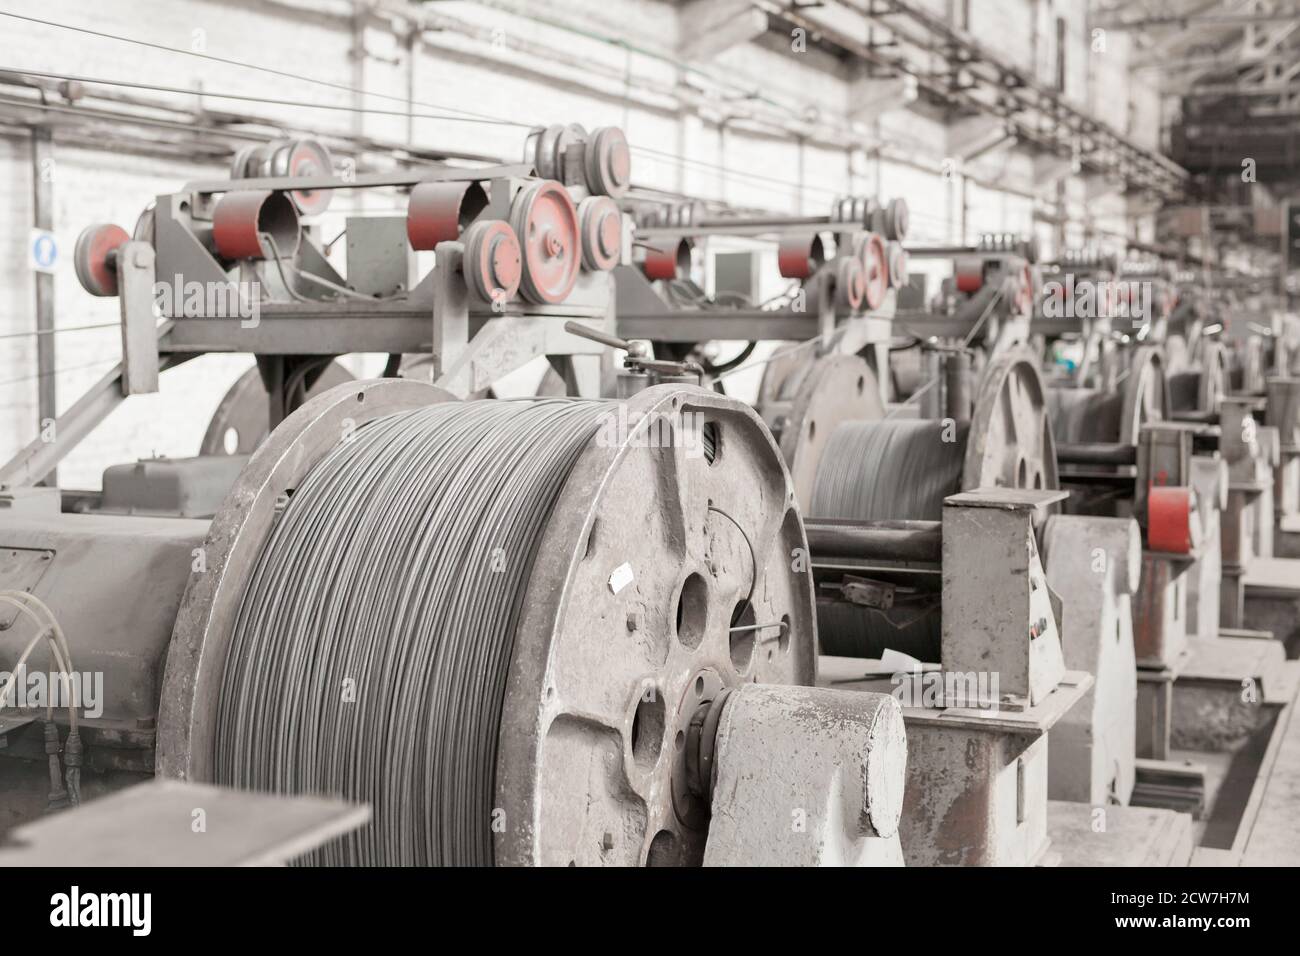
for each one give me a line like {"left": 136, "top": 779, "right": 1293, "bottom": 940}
{"left": 608, "top": 562, "right": 634, "bottom": 595}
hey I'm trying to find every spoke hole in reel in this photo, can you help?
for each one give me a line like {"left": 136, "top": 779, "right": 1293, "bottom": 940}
{"left": 645, "top": 829, "right": 679, "bottom": 867}
{"left": 675, "top": 572, "right": 709, "bottom": 649}
{"left": 729, "top": 600, "right": 757, "bottom": 672}
{"left": 631, "top": 691, "right": 666, "bottom": 770}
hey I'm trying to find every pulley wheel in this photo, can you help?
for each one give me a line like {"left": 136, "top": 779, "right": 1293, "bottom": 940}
{"left": 525, "top": 123, "right": 587, "bottom": 182}
{"left": 73, "top": 223, "right": 130, "bottom": 297}
{"left": 462, "top": 219, "right": 522, "bottom": 305}
{"left": 584, "top": 126, "right": 632, "bottom": 198}
{"left": 887, "top": 242, "right": 909, "bottom": 290}
{"left": 833, "top": 255, "right": 866, "bottom": 312}
{"left": 578, "top": 195, "right": 622, "bottom": 271}
{"left": 873, "top": 197, "right": 908, "bottom": 241}
{"left": 859, "top": 232, "right": 889, "bottom": 310}
{"left": 281, "top": 138, "right": 334, "bottom": 217}
{"left": 510, "top": 180, "right": 581, "bottom": 304}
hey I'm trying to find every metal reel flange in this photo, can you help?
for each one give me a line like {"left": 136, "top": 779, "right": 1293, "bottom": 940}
{"left": 157, "top": 378, "right": 459, "bottom": 781}
{"left": 73, "top": 223, "right": 130, "bottom": 297}
{"left": 510, "top": 180, "right": 581, "bottom": 304}
{"left": 584, "top": 127, "right": 632, "bottom": 198}
{"left": 1119, "top": 345, "right": 1170, "bottom": 445}
{"left": 963, "top": 346, "right": 1059, "bottom": 493}
{"left": 759, "top": 353, "right": 885, "bottom": 511}
{"left": 462, "top": 219, "right": 523, "bottom": 305}
{"left": 199, "top": 362, "right": 355, "bottom": 457}
{"left": 858, "top": 232, "right": 889, "bottom": 310}
{"left": 1198, "top": 340, "right": 1229, "bottom": 413}
{"left": 494, "top": 385, "right": 816, "bottom": 866}
{"left": 578, "top": 195, "right": 622, "bottom": 272}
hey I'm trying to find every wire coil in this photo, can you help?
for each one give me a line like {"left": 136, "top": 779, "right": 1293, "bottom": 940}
{"left": 810, "top": 419, "right": 969, "bottom": 660}
{"left": 213, "top": 399, "right": 608, "bottom": 865}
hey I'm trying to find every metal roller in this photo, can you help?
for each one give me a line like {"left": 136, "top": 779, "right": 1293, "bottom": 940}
{"left": 642, "top": 237, "right": 691, "bottom": 281}
{"left": 777, "top": 234, "right": 825, "bottom": 279}
{"left": 212, "top": 189, "right": 301, "bottom": 260}
{"left": 406, "top": 181, "right": 489, "bottom": 252}
{"left": 158, "top": 381, "right": 815, "bottom": 867}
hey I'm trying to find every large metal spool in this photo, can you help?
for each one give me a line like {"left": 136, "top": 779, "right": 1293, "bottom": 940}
{"left": 810, "top": 348, "right": 1058, "bottom": 660}
{"left": 1169, "top": 339, "right": 1228, "bottom": 416}
{"left": 199, "top": 362, "right": 355, "bottom": 456}
{"left": 756, "top": 351, "right": 884, "bottom": 511}
{"left": 157, "top": 381, "right": 814, "bottom": 866}
{"left": 1050, "top": 345, "right": 1169, "bottom": 447}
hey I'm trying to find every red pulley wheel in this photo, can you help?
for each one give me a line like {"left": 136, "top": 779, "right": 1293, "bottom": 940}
{"left": 509, "top": 180, "right": 581, "bottom": 305}
{"left": 578, "top": 196, "right": 622, "bottom": 271}
{"left": 74, "top": 223, "right": 130, "bottom": 297}
{"left": 859, "top": 232, "right": 889, "bottom": 310}
{"left": 462, "top": 220, "right": 522, "bottom": 306}
{"left": 283, "top": 138, "right": 334, "bottom": 217}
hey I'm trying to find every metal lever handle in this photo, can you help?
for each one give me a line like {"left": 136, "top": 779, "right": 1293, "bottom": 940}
{"left": 563, "top": 321, "right": 633, "bottom": 352}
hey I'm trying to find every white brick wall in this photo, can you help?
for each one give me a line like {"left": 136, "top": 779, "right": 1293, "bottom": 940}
{"left": 0, "top": 0, "right": 1168, "bottom": 487}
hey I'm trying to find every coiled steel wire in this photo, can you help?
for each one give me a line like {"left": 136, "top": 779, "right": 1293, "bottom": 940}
{"left": 213, "top": 399, "right": 609, "bottom": 865}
